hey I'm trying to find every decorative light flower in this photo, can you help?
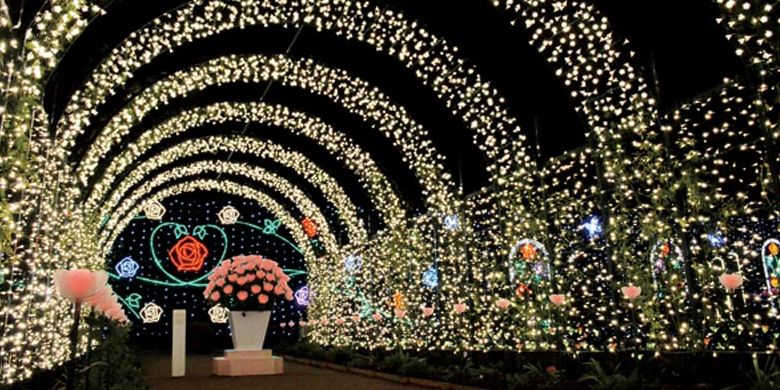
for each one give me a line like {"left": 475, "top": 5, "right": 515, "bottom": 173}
{"left": 344, "top": 254, "right": 363, "bottom": 273}
{"left": 114, "top": 257, "right": 139, "bottom": 278}
{"left": 217, "top": 205, "right": 240, "bottom": 225}
{"left": 422, "top": 266, "right": 438, "bottom": 289}
{"left": 549, "top": 294, "right": 566, "bottom": 306}
{"left": 140, "top": 302, "right": 163, "bottom": 323}
{"left": 520, "top": 243, "right": 537, "bottom": 260}
{"left": 301, "top": 218, "right": 318, "bottom": 238}
{"left": 621, "top": 286, "right": 642, "bottom": 301}
{"left": 442, "top": 214, "right": 460, "bottom": 231}
{"left": 454, "top": 303, "right": 468, "bottom": 314}
{"left": 706, "top": 232, "right": 727, "bottom": 248}
{"left": 208, "top": 304, "right": 229, "bottom": 323}
{"left": 53, "top": 269, "right": 108, "bottom": 303}
{"left": 719, "top": 273, "right": 744, "bottom": 293}
{"left": 579, "top": 215, "right": 603, "bottom": 240}
{"left": 168, "top": 235, "right": 209, "bottom": 272}
{"left": 496, "top": 298, "right": 511, "bottom": 309}
{"left": 143, "top": 200, "right": 166, "bottom": 220}
{"left": 294, "top": 286, "right": 310, "bottom": 306}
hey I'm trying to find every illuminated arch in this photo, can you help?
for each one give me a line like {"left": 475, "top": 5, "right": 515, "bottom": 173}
{"left": 98, "top": 136, "right": 362, "bottom": 247}
{"left": 75, "top": 54, "right": 454, "bottom": 212}
{"left": 106, "top": 161, "right": 341, "bottom": 254}
{"left": 81, "top": 102, "right": 404, "bottom": 231}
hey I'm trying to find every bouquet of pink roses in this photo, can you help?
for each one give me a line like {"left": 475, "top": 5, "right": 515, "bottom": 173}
{"left": 203, "top": 255, "right": 294, "bottom": 310}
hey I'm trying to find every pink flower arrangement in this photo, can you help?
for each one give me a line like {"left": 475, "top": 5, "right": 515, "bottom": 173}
{"left": 202, "top": 255, "right": 294, "bottom": 310}
{"left": 719, "top": 273, "right": 744, "bottom": 292}
{"left": 496, "top": 298, "right": 511, "bottom": 310}
{"left": 549, "top": 294, "right": 566, "bottom": 306}
{"left": 621, "top": 285, "right": 642, "bottom": 301}
{"left": 53, "top": 269, "right": 129, "bottom": 324}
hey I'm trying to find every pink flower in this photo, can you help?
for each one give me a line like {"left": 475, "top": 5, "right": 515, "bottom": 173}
{"left": 274, "top": 285, "right": 285, "bottom": 295}
{"left": 258, "top": 294, "right": 269, "bottom": 304}
{"left": 421, "top": 306, "right": 434, "bottom": 317}
{"left": 246, "top": 274, "right": 256, "bottom": 282}
{"left": 256, "top": 270, "right": 266, "bottom": 279}
{"left": 621, "top": 286, "right": 642, "bottom": 300}
{"left": 261, "top": 260, "right": 276, "bottom": 271}
{"left": 263, "top": 282, "right": 274, "bottom": 292}
{"left": 720, "top": 273, "right": 744, "bottom": 292}
{"left": 288, "top": 321, "right": 295, "bottom": 328}
{"left": 335, "top": 318, "right": 346, "bottom": 325}
{"left": 223, "top": 285, "right": 234, "bottom": 295}
{"left": 237, "top": 291, "right": 248, "bottom": 301}
{"left": 549, "top": 294, "right": 566, "bottom": 306}
{"left": 285, "top": 292, "right": 293, "bottom": 301}
{"left": 228, "top": 274, "right": 238, "bottom": 282}
{"left": 454, "top": 303, "right": 468, "bottom": 314}
{"left": 265, "top": 273, "right": 276, "bottom": 282}
{"left": 394, "top": 309, "right": 407, "bottom": 319}
{"left": 215, "top": 278, "right": 226, "bottom": 287}
{"left": 251, "top": 284, "right": 261, "bottom": 294}
{"left": 210, "top": 291, "right": 221, "bottom": 301}
{"left": 321, "top": 318, "right": 330, "bottom": 326}
{"left": 237, "top": 276, "right": 247, "bottom": 286}
{"left": 496, "top": 298, "right": 511, "bottom": 309}
{"left": 546, "top": 366, "right": 558, "bottom": 374}
{"left": 351, "top": 315, "right": 360, "bottom": 322}
{"left": 372, "top": 312, "right": 382, "bottom": 321}
{"left": 280, "top": 323, "right": 287, "bottom": 328}
{"left": 299, "top": 321, "right": 307, "bottom": 327}
{"left": 53, "top": 269, "right": 108, "bottom": 303}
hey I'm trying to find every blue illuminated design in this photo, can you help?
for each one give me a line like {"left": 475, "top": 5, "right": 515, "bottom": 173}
{"left": 443, "top": 214, "right": 460, "bottom": 231}
{"left": 707, "top": 232, "right": 727, "bottom": 248}
{"left": 115, "top": 257, "right": 140, "bottom": 278}
{"left": 344, "top": 254, "right": 363, "bottom": 273}
{"left": 295, "top": 286, "right": 310, "bottom": 306}
{"left": 422, "top": 267, "right": 439, "bottom": 289}
{"left": 579, "top": 215, "right": 603, "bottom": 240}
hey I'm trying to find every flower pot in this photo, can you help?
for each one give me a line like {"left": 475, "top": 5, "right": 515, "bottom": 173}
{"left": 228, "top": 310, "right": 271, "bottom": 351}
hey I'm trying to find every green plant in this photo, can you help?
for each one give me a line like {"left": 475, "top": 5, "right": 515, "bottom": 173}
{"left": 578, "top": 359, "right": 640, "bottom": 390}
{"left": 506, "top": 362, "right": 563, "bottom": 389}
{"left": 747, "top": 357, "right": 780, "bottom": 390}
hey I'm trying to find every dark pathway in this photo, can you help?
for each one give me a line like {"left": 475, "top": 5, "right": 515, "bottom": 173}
{"left": 141, "top": 354, "right": 428, "bottom": 390}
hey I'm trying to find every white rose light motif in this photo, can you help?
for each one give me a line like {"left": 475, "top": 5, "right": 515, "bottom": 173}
{"left": 208, "top": 304, "right": 230, "bottom": 324}
{"left": 143, "top": 200, "right": 166, "bottom": 220}
{"left": 218, "top": 205, "right": 240, "bottom": 225}
{"left": 139, "top": 302, "right": 164, "bottom": 323}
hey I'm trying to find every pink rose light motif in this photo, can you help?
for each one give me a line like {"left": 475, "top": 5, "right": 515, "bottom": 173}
{"left": 719, "top": 273, "right": 744, "bottom": 292}
{"left": 299, "top": 320, "right": 307, "bottom": 327}
{"left": 454, "top": 303, "right": 468, "bottom": 314}
{"left": 496, "top": 298, "right": 511, "bottom": 310}
{"left": 53, "top": 269, "right": 108, "bottom": 303}
{"left": 394, "top": 309, "right": 407, "bottom": 319}
{"left": 621, "top": 285, "right": 642, "bottom": 301}
{"left": 351, "top": 314, "right": 361, "bottom": 322}
{"left": 321, "top": 318, "right": 330, "bottom": 326}
{"left": 421, "top": 306, "right": 434, "bottom": 317}
{"left": 372, "top": 312, "right": 383, "bottom": 321}
{"left": 335, "top": 318, "right": 346, "bottom": 325}
{"left": 280, "top": 323, "right": 287, "bottom": 328}
{"left": 549, "top": 294, "right": 566, "bottom": 306}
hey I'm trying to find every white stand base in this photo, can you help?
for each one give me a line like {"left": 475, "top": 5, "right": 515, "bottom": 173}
{"left": 212, "top": 349, "right": 284, "bottom": 376}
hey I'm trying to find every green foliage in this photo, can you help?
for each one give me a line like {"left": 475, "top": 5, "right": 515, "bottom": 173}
{"left": 747, "top": 357, "right": 780, "bottom": 390}
{"left": 506, "top": 362, "right": 563, "bottom": 389}
{"left": 578, "top": 359, "right": 640, "bottom": 390}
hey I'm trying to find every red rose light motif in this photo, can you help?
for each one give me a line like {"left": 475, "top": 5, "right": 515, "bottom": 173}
{"left": 168, "top": 235, "right": 209, "bottom": 272}
{"left": 301, "top": 218, "right": 318, "bottom": 238}
{"left": 520, "top": 243, "right": 537, "bottom": 260}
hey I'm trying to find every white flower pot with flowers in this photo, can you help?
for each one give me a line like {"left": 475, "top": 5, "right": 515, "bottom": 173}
{"left": 203, "top": 255, "right": 294, "bottom": 351}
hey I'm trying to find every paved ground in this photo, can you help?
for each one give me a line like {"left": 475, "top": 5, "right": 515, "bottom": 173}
{"left": 141, "top": 354, "right": 428, "bottom": 390}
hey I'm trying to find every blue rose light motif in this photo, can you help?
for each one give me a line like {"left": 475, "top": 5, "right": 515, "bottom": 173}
{"left": 294, "top": 286, "right": 310, "bottom": 306}
{"left": 115, "top": 257, "right": 140, "bottom": 278}
{"left": 422, "top": 266, "right": 439, "bottom": 289}
{"left": 443, "top": 214, "right": 460, "bottom": 231}
{"left": 344, "top": 254, "right": 363, "bottom": 273}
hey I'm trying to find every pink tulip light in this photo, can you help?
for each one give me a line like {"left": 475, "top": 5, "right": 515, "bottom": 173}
{"left": 454, "top": 303, "right": 468, "bottom": 314}
{"left": 496, "top": 298, "right": 511, "bottom": 310}
{"left": 621, "top": 286, "right": 642, "bottom": 301}
{"left": 335, "top": 318, "right": 346, "bottom": 325}
{"left": 53, "top": 269, "right": 108, "bottom": 303}
{"left": 549, "top": 294, "right": 566, "bottom": 306}
{"left": 351, "top": 315, "right": 360, "bottom": 322}
{"left": 421, "top": 306, "right": 434, "bottom": 317}
{"left": 394, "top": 309, "right": 407, "bottom": 319}
{"left": 372, "top": 312, "right": 383, "bottom": 321}
{"left": 719, "top": 273, "right": 744, "bottom": 292}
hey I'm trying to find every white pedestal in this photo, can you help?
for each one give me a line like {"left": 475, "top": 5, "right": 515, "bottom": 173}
{"left": 212, "top": 349, "right": 284, "bottom": 376}
{"left": 171, "top": 309, "right": 186, "bottom": 377}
